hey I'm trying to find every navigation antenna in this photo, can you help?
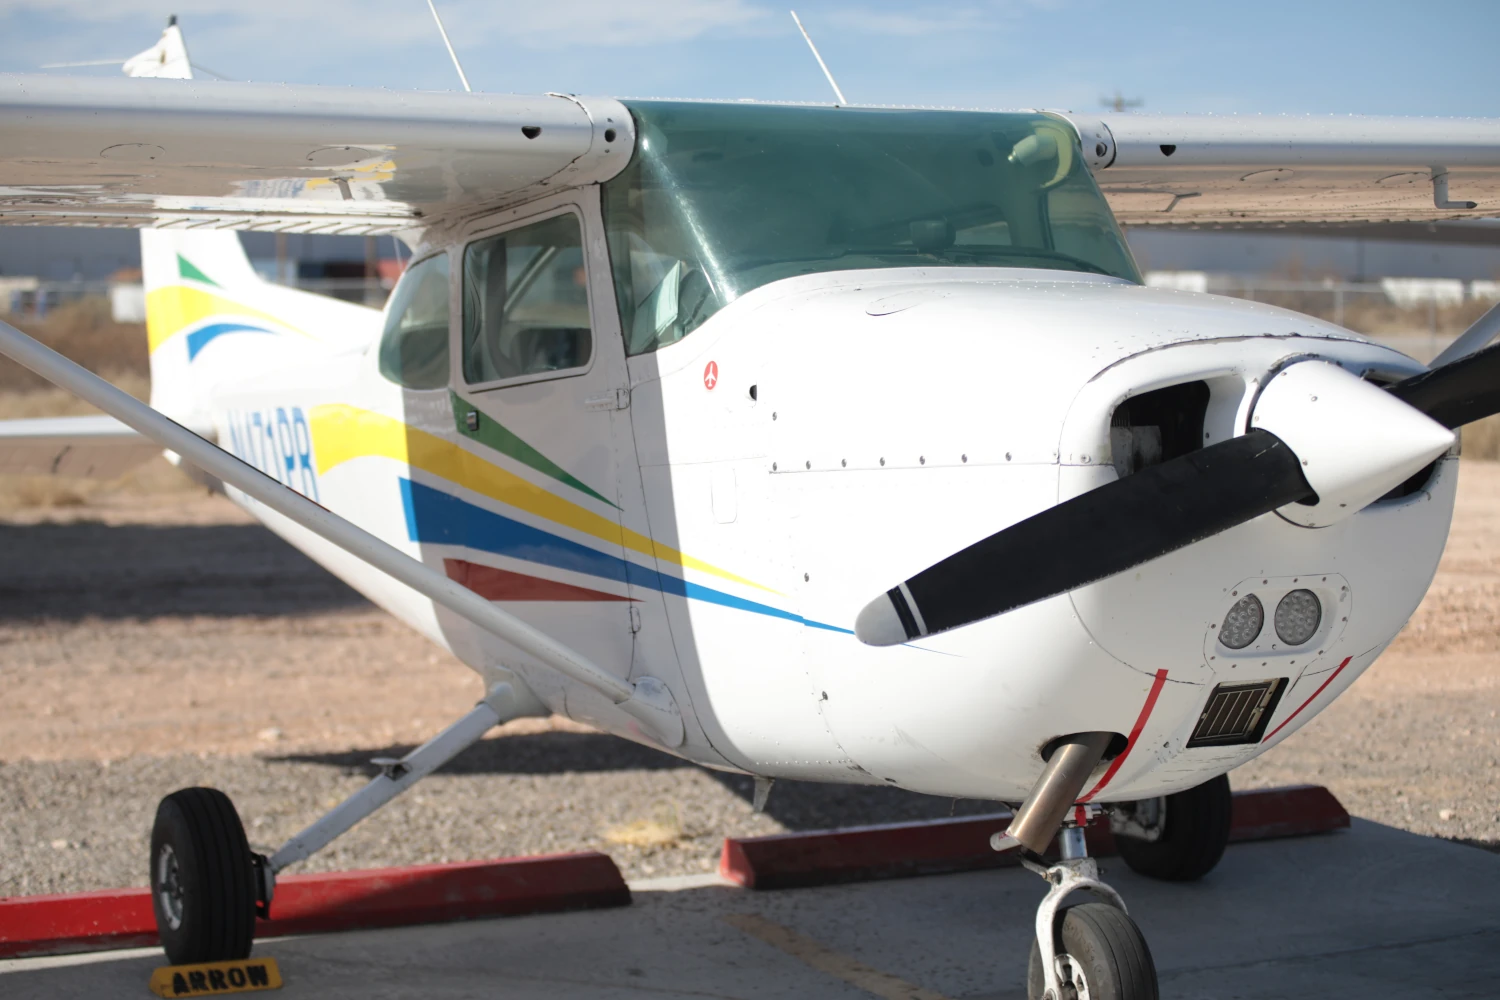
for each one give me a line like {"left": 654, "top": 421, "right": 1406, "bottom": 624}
{"left": 789, "top": 10, "right": 847, "bottom": 106}
{"left": 426, "top": 0, "right": 472, "bottom": 93}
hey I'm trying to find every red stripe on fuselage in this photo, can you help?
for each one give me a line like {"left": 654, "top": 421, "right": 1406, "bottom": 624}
{"left": 1261, "top": 655, "right": 1353, "bottom": 744}
{"left": 1078, "top": 668, "right": 1169, "bottom": 803}
{"left": 445, "top": 559, "right": 635, "bottom": 602}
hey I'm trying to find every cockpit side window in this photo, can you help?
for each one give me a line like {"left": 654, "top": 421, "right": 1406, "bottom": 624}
{"left": 376, "top": 252, "right": 450, "bottom": 391}
{"left": 461, "top": 212, "right": 593, "bottom": 386}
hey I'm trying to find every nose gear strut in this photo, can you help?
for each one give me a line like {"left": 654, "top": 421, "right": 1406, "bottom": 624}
{"left": 991, "top": 733, "right": 1159, "bottom": 1000}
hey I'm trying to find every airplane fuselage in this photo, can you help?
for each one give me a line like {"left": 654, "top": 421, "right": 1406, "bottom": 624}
{"left": 190, "top": 260, "right": 1453, "bottom": 804}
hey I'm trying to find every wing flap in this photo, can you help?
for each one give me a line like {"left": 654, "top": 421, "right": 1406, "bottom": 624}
{"left": 0, "top": 414, "right": 166, "bottom": 478}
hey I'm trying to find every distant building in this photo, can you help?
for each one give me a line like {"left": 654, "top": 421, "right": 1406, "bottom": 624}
{"left": 2, "top": 225, "right": 1498, "bottom": 303}
{"left": 1127, "top": 226, "right": 1500, "bottom": 283}
{"left": 0, "top": 228, "right": 401, "bottom": 283}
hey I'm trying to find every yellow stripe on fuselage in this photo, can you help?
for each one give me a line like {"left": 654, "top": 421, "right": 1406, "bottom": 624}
{"left": 146, "top": 285, "right": 307, "bottom": 353}
{"left": 309, "top": 404, "right": 776, "bottom": 594}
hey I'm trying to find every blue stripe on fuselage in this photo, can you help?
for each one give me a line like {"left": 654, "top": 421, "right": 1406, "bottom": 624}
{"left": 399, "top": 478, "right": 851, "bottom": 633}
{"left": 402, "top": 477, "right": 628, "bottom": 583}
{"left": 186, "top": 322, "right": 275, "bottom": 360}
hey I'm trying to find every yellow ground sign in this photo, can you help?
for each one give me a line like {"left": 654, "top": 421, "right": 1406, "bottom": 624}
{"left": 148, "top": 956, "right": 282, "bottom": 996}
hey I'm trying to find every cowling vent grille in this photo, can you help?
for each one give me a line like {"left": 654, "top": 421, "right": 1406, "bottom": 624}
{"left": 1186, "top": 679, "right": 1288, "bottom": 748}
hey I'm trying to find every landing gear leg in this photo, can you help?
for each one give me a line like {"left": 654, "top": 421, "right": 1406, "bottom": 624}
{"left": 148, "top": 683, "right": 525, "bottom": 965}
{"left": 990, "top": 733, "right": 1159, "bottom": 1000}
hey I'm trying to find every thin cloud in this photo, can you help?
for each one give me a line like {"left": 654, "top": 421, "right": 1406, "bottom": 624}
{"left": 5, "top": 0, "right": 769, "bottom": 49}
{"left": 819, "top": 0, "right": 1064, "bottom": 37}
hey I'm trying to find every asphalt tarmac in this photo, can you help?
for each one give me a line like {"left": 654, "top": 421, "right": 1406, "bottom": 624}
{"left": 4, "top": 818, "right": 1498, "bottom": 999}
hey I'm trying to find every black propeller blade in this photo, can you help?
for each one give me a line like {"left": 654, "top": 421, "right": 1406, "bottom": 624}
{"left": 1388, "top": 339, "right": 1500, "bottom": 429}
{"left": 856, "top": 343, "right": 1500, "bottom": 647}
{"left": 854, "top": 430, "right": 1312, "bottom": 646}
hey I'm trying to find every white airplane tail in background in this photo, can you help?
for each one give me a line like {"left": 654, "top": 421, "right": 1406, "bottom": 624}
{"left": 122, "top": 17, "right": 382, "bottom": 430}
{"left": 121, "top": 15, "right": 193, "bottom": 80}
{"left": 0, "top": 225, "right": 380, "bottom": 485}
{"left": 141, "top": 229, "right": 381, "bottom": 430}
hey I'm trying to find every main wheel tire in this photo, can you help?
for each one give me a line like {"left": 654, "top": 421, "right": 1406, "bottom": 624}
{"left": 1115, "top": 774, "right": 1232, "bottom": 882}
{"left": 149, "top": 787, "right": 257, "bottom": 965}
{"left": 1027, "top": 902, "right": 1158, "bottom": 1000}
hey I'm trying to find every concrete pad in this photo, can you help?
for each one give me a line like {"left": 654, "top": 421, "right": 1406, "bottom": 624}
{"left": 4, "top": 820, "right": 1498, "bottom": 999}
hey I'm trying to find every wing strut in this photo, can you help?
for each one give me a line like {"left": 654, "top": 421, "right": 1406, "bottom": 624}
{"left": 0, "top": 317, "right": 684, "bottom": 748}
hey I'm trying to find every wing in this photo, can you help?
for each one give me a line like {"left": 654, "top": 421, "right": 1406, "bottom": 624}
{"left": 0, "top": 414, "right": 166, "bottom": 477}
{"left": 0, "top": 74, "right": 633, "bottom": 235}
{"left": 1060, "top": 113, "right": 1500, "bottom": 227}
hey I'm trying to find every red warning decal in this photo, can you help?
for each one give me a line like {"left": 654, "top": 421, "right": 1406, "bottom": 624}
{"left": 703, "top": 360, "right": 719, "bottom": 390}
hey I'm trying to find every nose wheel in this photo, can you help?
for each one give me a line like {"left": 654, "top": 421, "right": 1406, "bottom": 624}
{"left": 1023, "top": 856, "right": 1157, "bottom": 1000}
{"left": 149, "top": 787, "right": 262, "bottom": 965}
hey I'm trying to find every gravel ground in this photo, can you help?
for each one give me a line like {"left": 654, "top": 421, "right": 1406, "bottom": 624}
{"left": 2, "top": 466, "right": 1499, "bottom": 898}
{"left": 0, "top": 747, "right": 1002, "bottom": 898}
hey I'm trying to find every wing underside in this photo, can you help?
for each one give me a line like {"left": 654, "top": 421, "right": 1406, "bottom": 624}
{"left": 1071, "top": 113, "right": 1500, "bottom": 227}
{"left": 0, "top": 75, "right": 633, "bottom": 236}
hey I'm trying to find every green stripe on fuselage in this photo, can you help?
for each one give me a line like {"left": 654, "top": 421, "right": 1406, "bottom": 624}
{"left": 177, "top": 255, "right": 219, "bottom": 287}
{"left": 449, "top": 391, "right": 618, "bottom": 509}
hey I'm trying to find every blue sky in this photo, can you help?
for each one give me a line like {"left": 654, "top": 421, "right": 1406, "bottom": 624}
{"left": 0, "top": 0, "right": 1495, "bottom": 117}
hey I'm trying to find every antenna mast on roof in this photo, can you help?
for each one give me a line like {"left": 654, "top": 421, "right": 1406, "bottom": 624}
{"left": 426, "top": 0, "right": 472, "bottom": 93}
{"left": 789, "top": 10, "right": 847, "bottom": 106}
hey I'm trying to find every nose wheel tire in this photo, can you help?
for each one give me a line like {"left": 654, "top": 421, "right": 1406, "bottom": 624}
{"left": 1114, "top": 774, "right": 1232, "bottom": 882}
{"left": 150, "top": 787, "right": 258, "bottom": 966}
{"left": 1027, "top": 902, "right": 1158, "bottom": 1000}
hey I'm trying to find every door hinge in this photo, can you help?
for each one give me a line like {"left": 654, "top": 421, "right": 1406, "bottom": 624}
{"left": 628, "top": 605, "right": 642, "bottom": 633}
{"left": 585, "top": 387, "right": 630, "bottom": 411}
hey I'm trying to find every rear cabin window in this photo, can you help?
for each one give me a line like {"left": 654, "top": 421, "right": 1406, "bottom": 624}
{"left": 603, "top": 102, "right": 1141, "bottom": 356}
{"left": 462, "top": 212, "right": 593, "bottom": 385}
{"left": 376, "top": 253, "right": 450, "bottom": 391}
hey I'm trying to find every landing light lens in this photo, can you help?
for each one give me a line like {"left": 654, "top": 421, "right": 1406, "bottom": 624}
{"left": 1219, "top": 594, "right": 1264, "bottom": 649}
{"left": 1275, "top": 589, "right": 1321, "bottom": 646}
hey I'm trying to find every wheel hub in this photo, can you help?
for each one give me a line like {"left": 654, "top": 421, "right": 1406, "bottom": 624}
{"left": 1054, "top": 954, "right": 1092, "bottom": 999}
{"left": 156, "top": 843, "right": 184, "bottom": 930}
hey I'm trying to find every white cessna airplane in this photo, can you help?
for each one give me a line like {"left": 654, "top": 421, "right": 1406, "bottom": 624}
{"left": 3, "top": 16, "right": 1500, "bottom": 1000}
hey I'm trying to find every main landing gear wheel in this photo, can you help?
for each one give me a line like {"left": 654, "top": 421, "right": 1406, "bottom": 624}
{"left": 1113, "top": 774, "right": 1232, "bottom": 882}
{"left": 1027, "top": 902, "right": 1158, "bottom": 1000}
{"left": 150, "top": 787, "right": 258, "bottom": 965}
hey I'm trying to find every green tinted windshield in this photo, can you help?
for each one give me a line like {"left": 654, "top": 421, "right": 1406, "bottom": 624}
{"left": 603, "top": 101, "right": 1139, "bottom": 355}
